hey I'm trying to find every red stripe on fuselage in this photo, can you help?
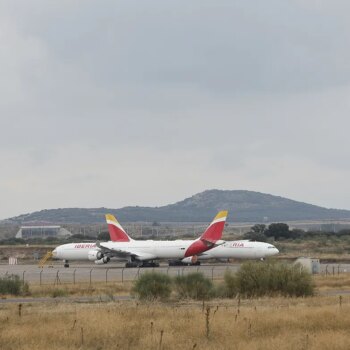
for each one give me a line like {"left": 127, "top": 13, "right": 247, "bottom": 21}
{"left": 184, "top": 240, "right": 210, "bottom": 257}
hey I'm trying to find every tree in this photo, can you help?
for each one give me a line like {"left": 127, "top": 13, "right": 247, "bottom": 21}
{"left": 243, "top": 224, "right": 267, "bottom": 241}
{"left": 265, "top": 223, "right": 290, "bottom": 239}
{"left": 251, "top": 224, "right": 267, "bottom": 234}
{"left": 97, "top": 231, "right": 110, "bottom": 241}
{"left": 290, "top": 228, "right": 304, "bottom": 239}
{"left": 243, "top": 231, "right": 267, "bottom": 242}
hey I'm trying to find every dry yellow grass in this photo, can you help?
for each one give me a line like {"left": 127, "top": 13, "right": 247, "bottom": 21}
{"left": 314, "top": 273, "right": 350, "bottom": 291}
{"left": 10, "top": 273, "right": 350, "bottom": 300}
{"left": 275, "top": 238, "right": 350, "bottom": 261}
{"left": 0, "top": 296, "right": 350, "bottom": 349}
{"left": 28, "top": 282, "right": 133, "bottom": 298}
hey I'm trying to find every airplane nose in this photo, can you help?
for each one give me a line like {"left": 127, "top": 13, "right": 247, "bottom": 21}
{"left": 267, "top": 245, "right": 279, "bottom": 256}
{"left": 52, "top": 248, "right": 58, "bottom": 258}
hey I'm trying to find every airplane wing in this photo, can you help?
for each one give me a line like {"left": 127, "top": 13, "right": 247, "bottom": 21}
{"left": 97, "top": 242, "right": 157, "bottom": 261}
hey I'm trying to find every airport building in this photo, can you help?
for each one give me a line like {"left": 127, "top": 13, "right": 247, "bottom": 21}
{"left": 15, "top": 226, "right": 72, "bottom": 239}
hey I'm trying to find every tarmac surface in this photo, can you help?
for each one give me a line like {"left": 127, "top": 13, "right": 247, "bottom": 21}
{"left": 0, "top": 262, "right": 242, "bottom": 285}
{"left": 0, "top": 262, "right": 350, "bottom": 285}
{"left": 1, "top": 262, "right": 350, "bottom": 304}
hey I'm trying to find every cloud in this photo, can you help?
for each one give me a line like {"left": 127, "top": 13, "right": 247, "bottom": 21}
{"left": 1, "top": 0, "right": 350, "bottom": 218}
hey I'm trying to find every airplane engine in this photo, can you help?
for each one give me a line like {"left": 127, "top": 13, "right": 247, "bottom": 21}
{"left": 88, "top": 249, "right": 103, "bottom": 261}
{"left": 94, "top": 256, "right": 110, "bottom": 264}
{"left": 181, "top": 256, "right": 198, "bottom": 264}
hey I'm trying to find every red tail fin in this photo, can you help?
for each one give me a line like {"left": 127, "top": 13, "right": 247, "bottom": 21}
{"left": 184, "top": 211, "right": 228, "bottom": 257}
{"left": 105, "top": 214, "right": 132, "bottom": 242}
{"left": 200, "top": 210, "right": 228, "bottom": 244}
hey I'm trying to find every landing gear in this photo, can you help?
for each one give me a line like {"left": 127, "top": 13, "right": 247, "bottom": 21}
{"left": 141, "top": 261, "right": 159, "bottom": 268}
{"left": 64, "top": 260, "right": 69, "bottom": 268}
{"left": 168, "top": 260, "right": 201, "bottom": 266}
{"left": 125, "top": 262, "right": 139, "bottom": 268}
{"left": 124, "top": 261, "right": 160, "bottom": 268}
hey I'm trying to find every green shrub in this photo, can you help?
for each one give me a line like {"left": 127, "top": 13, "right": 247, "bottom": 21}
{"left": 51, "top": 288, "right": 68, "bottom": 298}
{"left": 0, "top": 274, "right": 29, "bottom": 296}
{"left": 280, "top": 263, "right": 314, "bottom": 297}
{"left": 132, "top": 272, "right": 172, "bottom": 301}
{"left": 174, "top": 272, "right": 214, "bottom": 300}
{"left": 222, "top": 271, "right": 239, "bottom": 298}
{"left": 230, "top": 261, "right": 314, "bottom": 298}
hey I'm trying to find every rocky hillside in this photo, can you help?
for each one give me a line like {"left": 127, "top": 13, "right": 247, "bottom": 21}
{"left": 3, "top": 190, "right": 350, "bottom": 224}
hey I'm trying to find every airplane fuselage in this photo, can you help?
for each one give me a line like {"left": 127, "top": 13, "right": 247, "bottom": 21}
{"left": 53, "top": 239, "right": 213, "bottom": 262}
{"left": 193, "top": 240, "right": 279, "bottom": 260}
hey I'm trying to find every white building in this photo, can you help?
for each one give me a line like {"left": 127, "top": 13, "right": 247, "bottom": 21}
{"left": 15, "top": 226, "right": 72, "bottom": 239}
{"left": 294, "top": 257, "right": 320, "bottom": 274}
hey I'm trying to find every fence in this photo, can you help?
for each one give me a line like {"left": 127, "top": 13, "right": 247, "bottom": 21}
{"left": 323, "top": 264, "right": 347, "bottom": 275}
{"left": 1, "top": 263, "right": 349, "bottom": 286}
{"left": 0, "top": 265, "right": 241, "bottom": 286}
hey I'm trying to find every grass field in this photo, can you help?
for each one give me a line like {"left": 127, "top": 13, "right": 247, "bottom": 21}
{"left": 0, "top": 295, "right": 350, "bottom": 349}
{"left": 0, "top": 272, "right": 348, "bottom": 299}
{"left": 1, "top": 273, "right": 350, "bottom": 349}
{"left": 28, "top": 282, "right": 133, "bottom": 298}
{"left": 275, "top": 237, "right": 350, "bottom": 261}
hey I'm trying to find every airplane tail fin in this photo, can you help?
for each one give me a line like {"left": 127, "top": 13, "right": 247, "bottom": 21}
{"left": 105, "top": 214, "right": 133, "bottom": 242}
{"left": 200, "top": 210, "right": 228, "bottom": 244}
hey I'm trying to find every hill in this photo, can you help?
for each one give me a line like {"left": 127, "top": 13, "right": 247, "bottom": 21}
{"left": 3, "top": 190, "right": 350, "bottom": 224}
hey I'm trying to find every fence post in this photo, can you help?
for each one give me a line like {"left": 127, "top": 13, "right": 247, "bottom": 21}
{"left": 121, "top": 268, "right": 125, "bottom": 283}
{"left": 182, "top": 267, "right": 185, "bottom": 276}
{"left": 197, "top": 266, "right": 200, "bottom": 273}
{"left": 89, "top": 269, "right": 93, "bottom": 285}
{"left": 137, "top": 267, "right": 140, "bottom": 279}
{"left": 333, "top": 266, "right": 335, "bottom": 275}
{"left": 105, "top": 268, "right": 109, "bottom": 284}
{"left": 54, "top": 270, "right": 60, "bottom": 285}
{"left": 22, "top": 271, "right": 26, "bottom": 285}
{"left": 40, "top": 269, "right": 43, "bottom": 285}
{"left": 73, "top": 269, "right": 76, "bottom": 285}
{"left": 338, "top": 265, "right": 340, "bottom": 275}
{"left": 211, "top": 267, "right": 215, "bottom": 281}
{"left": 166, "top": 267, "right": 170, "bottom": 276}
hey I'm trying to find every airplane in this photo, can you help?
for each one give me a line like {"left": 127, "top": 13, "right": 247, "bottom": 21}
{"left": 179, "top": 240, "right": 279, "bottom": 265}
{"left": 105, "top": 214, "right": 279, "bottom": 265}
{"left": 52, "top": 210, "right": 228, "bottom": 268}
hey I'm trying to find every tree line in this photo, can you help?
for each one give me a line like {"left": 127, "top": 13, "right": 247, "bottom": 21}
{"left": 243, "top": 223, "right": 350, "bottom": 241}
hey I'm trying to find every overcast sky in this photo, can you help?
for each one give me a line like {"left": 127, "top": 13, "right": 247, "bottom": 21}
{"left": 1, "top": 0, "right": 350, "bottom": 219}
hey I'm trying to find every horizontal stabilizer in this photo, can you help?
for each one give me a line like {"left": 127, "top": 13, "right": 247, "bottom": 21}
{"left": 201, "top": 239, "right": 225, "bottom": 247}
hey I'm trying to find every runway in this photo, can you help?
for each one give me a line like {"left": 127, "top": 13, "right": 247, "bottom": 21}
{"left": 1, "top": 261, "right": 350, "bottom": 285}
{"left": 0, "top": 262, "right": 242, "bottom": 285}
